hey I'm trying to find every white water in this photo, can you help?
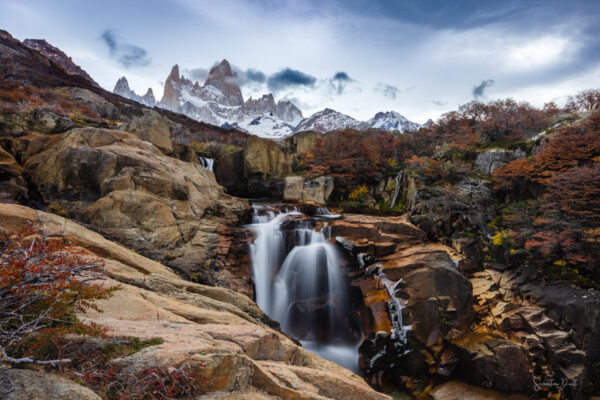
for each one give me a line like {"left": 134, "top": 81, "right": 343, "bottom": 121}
{"left": 198, "top": 157, "right": 214, "bottom": 172}
{"left": 314, "top": 207, "right": 342, "bottom": 220}
{"left": 248, "top": 205, "right": 359, "bottom": 371}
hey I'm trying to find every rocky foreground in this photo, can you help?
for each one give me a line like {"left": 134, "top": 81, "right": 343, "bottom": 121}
{"left": 0, "top": 203, "right": 390, "bottom": 400}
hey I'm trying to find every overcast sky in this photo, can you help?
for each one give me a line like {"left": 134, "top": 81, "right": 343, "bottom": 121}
{"left": 1, "top": 0, "right": 599, "bottom": 123}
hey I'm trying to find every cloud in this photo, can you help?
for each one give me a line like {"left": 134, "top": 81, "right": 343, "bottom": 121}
{"left": 267, "top": 68, "right": 317, "bottom": 92}
{"left": 472, "top": 79, "right": 495, "bottom": 98}
{"left": 331, "top": 71, "right": 353, "bottom": 94}
{"left": 432, "top": 99, "right": 448, "bottom": 106}
{"left": 375, "top": 83, "right": 400, "bottom": 100}
{"left": 187, "top": 67, "right": 209, "bottom": 82}
{"left": 101, "top": 30, "right": 150, "bottom": 68}
{"left": 229, "top": 66, "right": 267, "bottom": 86}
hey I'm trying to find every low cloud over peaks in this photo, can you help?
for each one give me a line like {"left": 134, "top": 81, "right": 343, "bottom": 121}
{"left": 267, "top": 68, "right": 317, "bottom": 92}
{"left": 331, "top": 71, "right": 353, "bottom": 94}
{"left": 101, "top": 30, "right": 150, "bottom": 68}
{"left": 375, "top": 83, "right": 400, "bottom": 100}
{"left": 473, "top": 79, "right": 495, "bottom": 99}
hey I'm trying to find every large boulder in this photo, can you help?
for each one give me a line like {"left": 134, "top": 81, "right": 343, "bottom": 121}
{"left": 302, "top": 176, "right": 334, "bottom": 205}
{"left": 18, "top": 128, "right": 250, "bottom": 289}
{"left": 0, "top": 369, "right": 101, "bottom": 400}
{"left": 118, "top": 109, "right": 173, "bottom": 154}
{"left": 283, "top": 176, "right": 304, "bottom": 201}
{"left": 60, "top": 87, "right": 118, "bottom": 119}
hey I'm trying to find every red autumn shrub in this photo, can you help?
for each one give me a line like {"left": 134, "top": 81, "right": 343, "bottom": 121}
{"left": 301, "top": 130, "right": 402, "bottom": 190}
{"left": 82, "top": 362, "right": 206, "bottom": 400}
{"left": 0, "top": 225, "right": 115, "bottom": 363}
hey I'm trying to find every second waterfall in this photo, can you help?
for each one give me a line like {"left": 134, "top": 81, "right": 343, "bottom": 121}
{"left": 248, "top": 205, "right": 360, "bottom": 370}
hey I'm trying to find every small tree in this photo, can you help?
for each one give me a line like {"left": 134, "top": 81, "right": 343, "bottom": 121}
{"left": 565, "top": 89, "right": 600, "bottom": 111}
{"left": 0, "top": 225, "right": 115, "bottom": 365}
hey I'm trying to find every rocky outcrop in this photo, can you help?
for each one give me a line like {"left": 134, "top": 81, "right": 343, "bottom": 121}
{"left": 0, "top": 203, "right": 390, "bottom": 400}
{"left": 283, "top": 175, "right": 335, "bottom": 205}
{"left": 325, "top": 215, "right": 478, "bottom": 389}
{"left": 118, "top": 108, "right": 173, "bottom": 154}
{"left": 23, "top": 38, "right": 100, "bottom": 87}
{"left": 15, "top": 127, "right": 251, "bottom": 290}
{"left": 469, "top": 268, "right": 598, "bottom": 397}
{"left": 0, "top": 146, "right": 26, "bottom": 202}
{"left": 451, "top": 333, "right": 532, "bottom": 392}
{"left": 244, "top": 135, "right": 293, "bottom": 180}
{"left": 475, "top": 149, "right": 525, "bottom": 174}
{"left": 60, "top": 87, "right": 118, "bottom": 119}
{"left": 0, "top": 369, "right": 102, "bottom": 400}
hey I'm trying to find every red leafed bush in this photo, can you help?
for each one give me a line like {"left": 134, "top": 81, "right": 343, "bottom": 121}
{"left": 83, "top": 362, "right": 206, "bottom": 400}
{"left": 546, "top": 165, "right": 600, "bottom": 223}
{"left": 301, "top": 130, "right": 402, "bottom": 189}
{"left": 494, "top": 113, "right": 600, "bottom": 194}
{"left": 0, "top": 225, "right": 115, "bottom": 363}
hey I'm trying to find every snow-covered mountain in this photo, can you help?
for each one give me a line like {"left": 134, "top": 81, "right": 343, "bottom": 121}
{"left": 294, "top": 108, "right": 367, "bottom": 133}
{"left": 368, "top": 111, "right": 420, "bottom": 132}
{"left": 294, "top": 109, "right": 420, "bottom": 134}
{"left": 113, "top": 77, "right": 156, "bottom": 107}
{"left": 113, "top": 59, "right": 420, "bottom": 138}
{"left": 157, "top": 60, "right": 302, "bottom": 138}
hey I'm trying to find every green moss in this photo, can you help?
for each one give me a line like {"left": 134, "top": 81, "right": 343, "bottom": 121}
{"left": 538, "top": 264, "right": 597, "bottom": 289}
{"left": 47, "top": 202, "right": 70, "bottom": 218}
{"left": 101, "top": 337, "right": 164, "bottom": 359}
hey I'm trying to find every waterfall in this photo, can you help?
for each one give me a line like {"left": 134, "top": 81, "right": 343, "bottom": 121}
{"left": 314, "top": 207, "right": 342, "bottom": 220}
{"left": 198, "top": 157, "right": 214, "bottom": 172}
{"left": 390, "top": 171, "right": 402, "bottom": 210}
{"left": 248, "top": 205, "right": 359, "bottom": 371}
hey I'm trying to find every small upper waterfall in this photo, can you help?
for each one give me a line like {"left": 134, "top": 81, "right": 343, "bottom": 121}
{"left": 198, "top": 157, "right": 214, "bottom": 172}
{"left": 248, "top": 205, "right": 360, "bottom": 370}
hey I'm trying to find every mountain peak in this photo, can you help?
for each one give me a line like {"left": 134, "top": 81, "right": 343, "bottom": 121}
{"left": 207, "top": 59, "right": 234, "bottom": 81}
{"left": 114, "top": 76, "right": 130, "bottom": 92}
{"left": 204, "top": 58, "right": 243, "bottom": 106}
{"left": 168, "top": 64, "right": 180, "bottom": 81}
{"left": 368, "top": 110, "right": 420, "bottom": 132}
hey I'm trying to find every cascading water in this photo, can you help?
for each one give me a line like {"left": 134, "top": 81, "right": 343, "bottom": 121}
{"left": 248, "top": 205, "right": 360, "bottom": 371}
{"left": 198, "top": 157, "right": 214, "bottom": 172}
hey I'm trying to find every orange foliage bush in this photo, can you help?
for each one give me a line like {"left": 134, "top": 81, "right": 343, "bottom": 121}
{"left": 0, "top": 225, "right": 115, "bottom": 364}
{"left": 301, "top": 130, "right": 402, "bottom": 190}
